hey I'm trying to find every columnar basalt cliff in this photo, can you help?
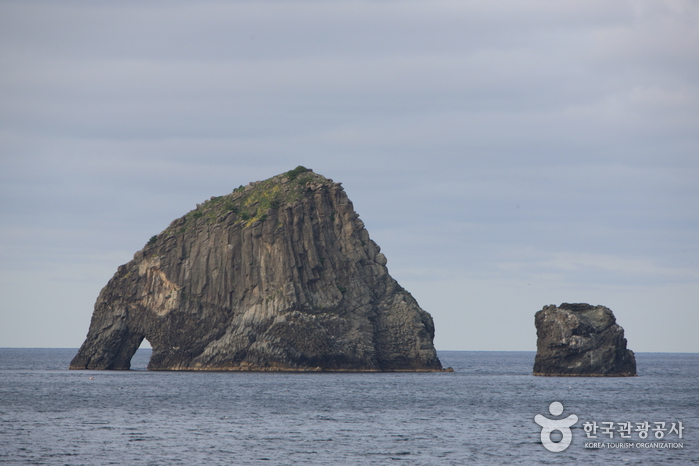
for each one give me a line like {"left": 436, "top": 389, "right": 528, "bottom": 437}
{"left": 70, "top": 167, "right": 443, "bottom": 372}
{"left": 533, "top": 303, "right": 636, "bottom": 376}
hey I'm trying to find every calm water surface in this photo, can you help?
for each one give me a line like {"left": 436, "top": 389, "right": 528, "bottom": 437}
{"left": 0, "top": 349, "right": 696, "bottom": 465}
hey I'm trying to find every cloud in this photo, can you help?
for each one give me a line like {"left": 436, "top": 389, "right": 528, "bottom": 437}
{"left": 497, "top": 251, "right": 699, "bottom": 285}
{"left": 1, "top": 0, "right": 697, "bottom": 351}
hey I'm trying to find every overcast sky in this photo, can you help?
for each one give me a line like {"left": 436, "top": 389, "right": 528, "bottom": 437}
{"left": 1, "top": 0, "right": 697, "bottom": 353}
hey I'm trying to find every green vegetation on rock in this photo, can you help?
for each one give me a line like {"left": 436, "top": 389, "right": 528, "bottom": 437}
{"left": 163, "top": 166, "right": 329, "bottom": 236}
{"left": 285, "top": 165, "right": 311, "bottom": 180}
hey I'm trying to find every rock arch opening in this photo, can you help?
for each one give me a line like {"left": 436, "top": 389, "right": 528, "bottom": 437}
{"left": 109, "top": 333, "right": 145, "bottom": 370}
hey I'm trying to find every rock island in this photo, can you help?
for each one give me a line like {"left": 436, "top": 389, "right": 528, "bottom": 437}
{"left": 70, "top": 167, "right": 443, "bottom": 372}
{"left": 533, "top": 303, "right": 636, "bottom": 376}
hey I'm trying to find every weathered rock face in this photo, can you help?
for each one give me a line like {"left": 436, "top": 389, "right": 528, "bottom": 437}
{"left": 533, "top": 303, "right": 636, "bottom": 376}
{"left": 70, "top": 167, "right": 443, "bottom": 372}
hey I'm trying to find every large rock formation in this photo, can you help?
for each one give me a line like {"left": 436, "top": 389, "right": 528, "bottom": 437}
{"left": 533, "top": 303, "right": 636, "bottom": 376}
{"left": 70, "top": 167, "right": 443, "bottom": 372}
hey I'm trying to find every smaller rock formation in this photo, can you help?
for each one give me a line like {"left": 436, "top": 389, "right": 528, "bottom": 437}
{"left": 533, "top": 303, "right": 636, "bottom": 376}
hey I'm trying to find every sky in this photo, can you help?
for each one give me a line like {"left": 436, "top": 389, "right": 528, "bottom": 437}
{"left": 1, "top": 0, "right": 697, "bottom": 352}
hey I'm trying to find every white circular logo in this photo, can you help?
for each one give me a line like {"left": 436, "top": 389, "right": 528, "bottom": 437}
{"left": 535, "top": 402, "right": 578, "bottom": 452}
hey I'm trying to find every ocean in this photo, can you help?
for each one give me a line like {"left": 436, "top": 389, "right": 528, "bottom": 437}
{"left": 0, "top": 349, "right": 696, "bottom": 465}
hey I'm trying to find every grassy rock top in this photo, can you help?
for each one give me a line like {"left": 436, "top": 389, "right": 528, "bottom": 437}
{"left": 154, "top": 166, "right": 333, "bottom": 241}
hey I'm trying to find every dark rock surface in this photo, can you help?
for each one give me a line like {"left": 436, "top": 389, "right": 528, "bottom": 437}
{"left": 533, "top": 303, "right": 636, "bottom": 376}
{"left": 70, "top": 167, "right": 443, "bottom": 371}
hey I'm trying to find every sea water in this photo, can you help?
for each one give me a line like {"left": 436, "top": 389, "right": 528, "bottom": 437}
{"left": 0, "top": 349, "right": 696, "bottom": 465}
